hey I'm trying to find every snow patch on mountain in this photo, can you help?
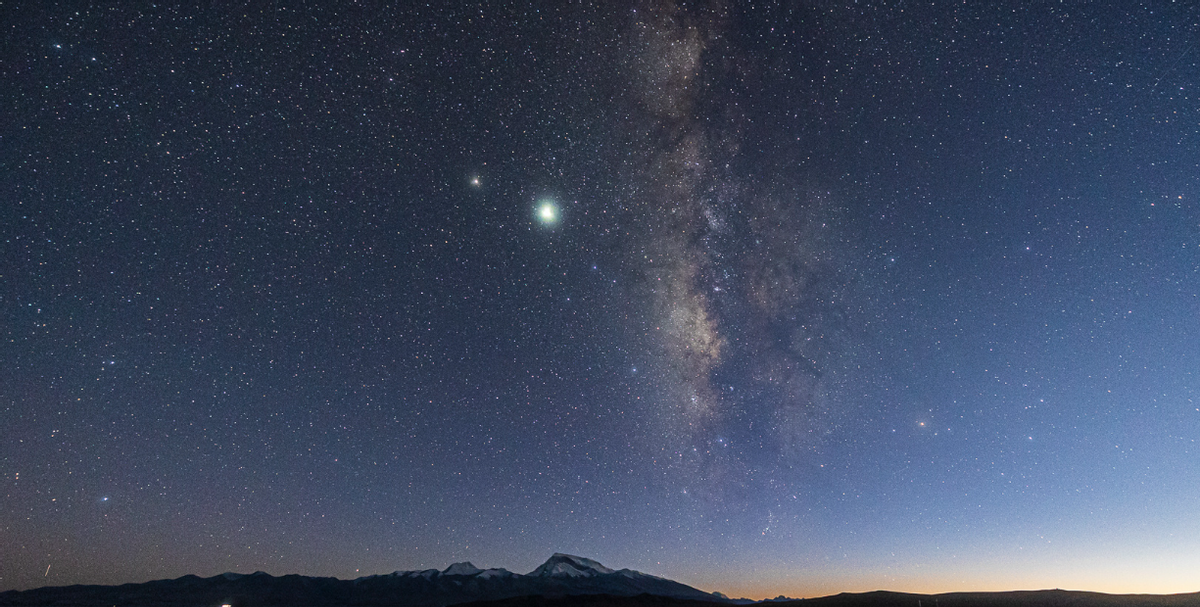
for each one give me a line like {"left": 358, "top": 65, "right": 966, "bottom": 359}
{"left": 476, "top": 568, "right": 513, "bottom": 579}
{"left": 400, "top": 568, "right": 440, "bottom": 580}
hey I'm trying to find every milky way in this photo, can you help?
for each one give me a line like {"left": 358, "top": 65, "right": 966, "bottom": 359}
{"left": 610, "top": 2, "right": 867, "bottom": 511}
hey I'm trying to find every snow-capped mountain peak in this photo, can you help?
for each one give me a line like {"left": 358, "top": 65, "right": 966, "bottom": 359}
{"left": 529, "top": 553, "right": 616, "bottom": 578}
{"left": 442, "top": 562, "right": 483, "bottom": 576}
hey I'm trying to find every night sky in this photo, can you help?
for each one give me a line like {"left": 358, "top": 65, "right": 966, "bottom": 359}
{"left": 3, "top": 1, "right": 1199, "bottom": 599}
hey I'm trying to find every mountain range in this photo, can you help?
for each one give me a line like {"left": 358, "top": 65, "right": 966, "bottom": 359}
{"left": 3, "top": 554, "right": 1199, "bottom": 607}
{"left": 0, "top": 553, "right": 724, "bottom": 607}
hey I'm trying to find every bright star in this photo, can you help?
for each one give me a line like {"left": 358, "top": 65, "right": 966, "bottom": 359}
{"left": 536, "top": 200, "right": 559, "bottom": 225}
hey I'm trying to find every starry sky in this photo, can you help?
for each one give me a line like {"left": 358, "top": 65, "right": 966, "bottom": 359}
{"left": 3, "top": 0, "right": 1199, "bottom": 599}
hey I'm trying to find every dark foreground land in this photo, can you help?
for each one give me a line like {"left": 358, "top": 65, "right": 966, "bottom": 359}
{"left": 4, "top": 561, "right": 1199, "bottom": 607}
{"left": 464, "top": 592, "right": 1200, "bottom": 607}
{"left": 779, "top": 590, "right": 1200, "bottom": 607}
{"left": 5, "top": 588, "right": 1200, "bottom": 607}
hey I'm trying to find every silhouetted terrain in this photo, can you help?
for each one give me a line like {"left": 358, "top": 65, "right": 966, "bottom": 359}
{"left": 457, "top": 593, "right": 729, "bottom": 607}
{"left": 459, "top": 591, "right": 1200, "bottom": 607}
{"left": 3, "top": 556, "right": 1198, "bottom": 607}
{"left": 0, "top": 554, "right": 719, "bottom": 607}
{"left": 770, "top": 590, "right": 1200, "bottom": 607}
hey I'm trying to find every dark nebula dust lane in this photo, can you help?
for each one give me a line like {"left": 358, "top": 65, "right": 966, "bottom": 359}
{"left": 603, "top": 3, "right": 873, "bottom": 511}
{"left": 3, "top": 0, "right": 1199, "bottom": 599}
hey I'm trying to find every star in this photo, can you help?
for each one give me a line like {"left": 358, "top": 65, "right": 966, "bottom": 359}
{"left": 536, "top": 200, "right": 559, "bottom": 225}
